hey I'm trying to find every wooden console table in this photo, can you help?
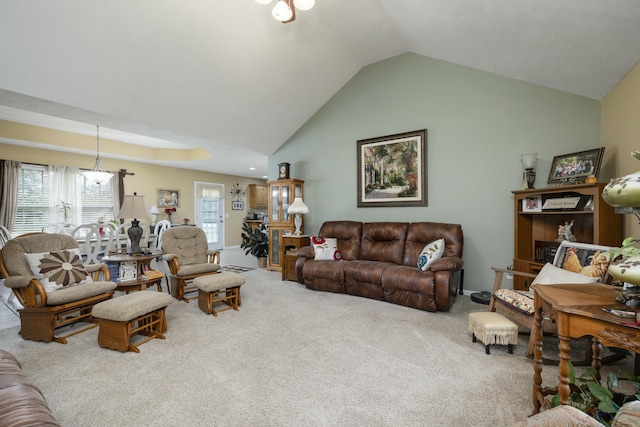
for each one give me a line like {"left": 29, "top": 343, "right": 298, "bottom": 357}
{"left": 531, "top": 283, "right": 640, "bottom": 414}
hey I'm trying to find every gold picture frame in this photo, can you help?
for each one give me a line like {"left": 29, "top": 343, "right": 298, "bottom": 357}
{"left": 158, "top": 189, "right": 179, "bottom": 208}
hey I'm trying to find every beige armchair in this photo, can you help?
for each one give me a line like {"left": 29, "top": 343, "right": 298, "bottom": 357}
{"left": 161, "top": 226, "right": 220, "bottom": 302}
{"left": 0, "top": 232, "right": 117, "bottom": 344}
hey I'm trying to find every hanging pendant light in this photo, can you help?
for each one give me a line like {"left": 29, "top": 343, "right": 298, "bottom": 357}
{"left": 83, "top": 125, "right": 114, "bottom": 185}
{"left": 293, "top": 0, "right": 314, "bottom": 11}
{"left": 272, "top": 0, "right": 293, "bottom": 22}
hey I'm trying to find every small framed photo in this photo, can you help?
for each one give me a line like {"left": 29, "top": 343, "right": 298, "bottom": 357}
{"left": 158, "top": 189, "right": 180, "bottom": 208}
{"left": 547, "top": 147, "right": 605, "bottom": 185}
{"left": 119, "top": 261, "right": 138, "bottom": 282}
{"left": 232, "top": 201, "right": 244, "bottom": 210}
{"left": 522, "top": 195, "right": 542, "bottom": 212}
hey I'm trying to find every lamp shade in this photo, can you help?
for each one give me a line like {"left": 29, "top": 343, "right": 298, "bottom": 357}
{"left": 118, "top": 193, "right": 149, "bottom": 220}
{"left": 521, "top": 153, "right": 538, "bottom": 170}
{"left": 287, "top": 197, "right": 309, "bottom": 214}
{"left": 272, "top": 0, "right": 293, "bottom": 21}
{"left": 293, "top": 0, "right": 314, "bottom": 10}
{"left": 149, "top": 205, "right": 160, "bottom": 215}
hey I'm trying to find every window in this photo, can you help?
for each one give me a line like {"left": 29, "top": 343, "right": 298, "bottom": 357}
{"left": 14, "top": 165, "right": 115, "bottom": 235}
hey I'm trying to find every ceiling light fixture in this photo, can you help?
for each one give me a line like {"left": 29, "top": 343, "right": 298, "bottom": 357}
{"left": 255, "top": 0, "right": 315, "bottom": 23}
{"left": 83, "top": 125, "right": 113, "bottom": 185}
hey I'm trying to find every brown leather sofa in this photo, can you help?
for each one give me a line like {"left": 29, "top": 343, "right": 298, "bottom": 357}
{"left": 295, "top": 221, "right": 464, "bottom": 311}
{"left": 0, "top": 350, "right": 59, "bottom": 426}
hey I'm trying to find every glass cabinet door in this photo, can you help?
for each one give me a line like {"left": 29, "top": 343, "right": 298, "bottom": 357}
{"left": 282, "top": 185, "right": 290, "bottom": 222}
{"left": 271, "top": 184, "right": 280, "bottom": 222}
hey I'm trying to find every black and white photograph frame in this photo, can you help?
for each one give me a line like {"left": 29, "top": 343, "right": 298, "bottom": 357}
{"left": 357, "top": 129, "right": 427, "bottom": 207}
{"left": 232, "top": 201, "right": 244, "bottom": 210}
{"left": 522, "top": 195, "right": 542, "bottom": 213}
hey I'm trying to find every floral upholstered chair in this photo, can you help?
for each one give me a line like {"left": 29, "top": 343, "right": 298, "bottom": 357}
{"left": 0, "top": 232, "right": 117, "bottom": 343}
{"left": 490, "top": 240, "right": 620, "bottom": 362}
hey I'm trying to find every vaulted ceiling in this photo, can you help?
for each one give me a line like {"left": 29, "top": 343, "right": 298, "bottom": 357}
{"left": 1, "top": 1, "right": 639, "bottom": 179}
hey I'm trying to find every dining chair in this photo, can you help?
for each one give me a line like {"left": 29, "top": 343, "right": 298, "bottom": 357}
{"left": 71, "top": 223, "right": 115, "bottom": 265}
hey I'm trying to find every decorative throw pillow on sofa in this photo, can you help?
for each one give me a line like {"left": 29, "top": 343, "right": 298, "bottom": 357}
{"left": 24, "top": 249, "right": 90, "bottom": 290}
{"left": 417, "top": 238, "right": 445, "bottom": 271}
{"left": 311, "top": 236, "right": 342, "bottom": 261}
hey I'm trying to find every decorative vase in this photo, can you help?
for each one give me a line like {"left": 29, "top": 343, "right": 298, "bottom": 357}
{"left": 602, "top": 151, "right": 640, "bottom": 208}
{"left": 608, "top": 255, "right": 640, "bottom": 285}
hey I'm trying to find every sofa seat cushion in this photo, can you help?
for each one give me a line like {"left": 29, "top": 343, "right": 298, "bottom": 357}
{"left": 381, "top": 265, "right": 438, "bottom": 312}
{"left": 344, "top": 260, "right": 396, "bottom": 300}
{"left": 493, "top": 289, "right": 535, "bottom": 315}
{"left": 177, "top": 263, "right": 220, "bottom": 277}
{"left": 302, "top": 260, "right": 346, "bottom": 293}
{"left": 46, "top": 280, "right": 117, "bottom": 306}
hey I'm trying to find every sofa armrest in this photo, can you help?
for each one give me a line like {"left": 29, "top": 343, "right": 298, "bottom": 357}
{"left": 298, "top": 246, "right": 314, "bottom": 259}
{"left": 4, "top": 277, "right": 48, "bottom": 308}
{"left": 4, "top": 275, "right": 36, "bottom": 289}
{"left": 429, "top": 256, "right": 463, "bottom": 272}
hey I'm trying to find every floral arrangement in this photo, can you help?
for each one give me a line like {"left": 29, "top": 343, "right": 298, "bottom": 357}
{"left": 183, "top": 218, "right": 190, "bottom": 225}
{"left": 165, "top": 207, "right": 176, "bottom": 222}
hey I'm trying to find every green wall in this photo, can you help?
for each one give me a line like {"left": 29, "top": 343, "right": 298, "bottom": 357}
{"left": 270, "top": 53, "right": 602, "bottom": 293}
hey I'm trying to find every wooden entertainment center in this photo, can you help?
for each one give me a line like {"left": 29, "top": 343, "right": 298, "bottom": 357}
{"left": 512, "top": 183, "right": 621, "bottom": 290}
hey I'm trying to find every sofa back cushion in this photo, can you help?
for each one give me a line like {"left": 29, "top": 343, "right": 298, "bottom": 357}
{"left": 360, "top": 222, "right": 408, "bottom": 265}
{"left": 404, "top": 222, "right": 463, "bottom": 267}
{"left": 1, "top": 233, "right": 80, "bottom": 277}
{"left": 318, "top": 221, "right": 363, "bottom": 261}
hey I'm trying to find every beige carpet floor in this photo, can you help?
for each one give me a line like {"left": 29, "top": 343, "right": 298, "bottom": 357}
{"left": 0, "top": 269, "right": 634, "bottom": 426}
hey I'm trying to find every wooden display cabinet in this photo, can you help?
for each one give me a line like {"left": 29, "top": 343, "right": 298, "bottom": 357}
{"left": 267, "top": 178, "right": 304, "bottom": 271}
{"left": 248, "top": 184, "right": 268, "bottom": 209}
{"left": 512, "top": 183, "right": 621, "bottom": 290}
{"left": 281, "top": 235, "right": 311, "bottom": 281}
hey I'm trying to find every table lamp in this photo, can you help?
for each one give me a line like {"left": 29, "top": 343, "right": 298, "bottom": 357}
{"left": 287, "top": 197, "right": 309, "bottom": 236}
{"left": 149, "top": 205, "right": 160, "bottom": 226}
{"left": 117, "top": 192, "right": 149, "bottom": 255}
{"left": 521, "top": 153, "right": 538, "bottom": 189}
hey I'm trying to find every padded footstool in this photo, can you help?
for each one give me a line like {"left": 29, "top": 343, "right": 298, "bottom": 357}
{"left": 468, "top": 311, "right": 518, "bottom": 355}
{"left": 92, "top": 292, "right": 173, "bottom": 353}
{"left": 194, "top": 271, "right": 244, "bottom": 316}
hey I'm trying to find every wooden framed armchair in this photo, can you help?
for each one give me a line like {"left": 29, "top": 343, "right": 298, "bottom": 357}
{"left": 0, "top": 233, "right": 117, "bottom": 344}
{"left": 489, "top": 240, "right": 627, "bottom": 365}
{"left": 161, "top": 226, "right": 220, "bottom": 302}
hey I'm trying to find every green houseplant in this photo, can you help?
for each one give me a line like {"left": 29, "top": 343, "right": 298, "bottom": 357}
{"left": 241, "top": 223, "right": 268, "bottom": 268}
{"left": 552, "top": 362, "right": 640, "bottom": 426}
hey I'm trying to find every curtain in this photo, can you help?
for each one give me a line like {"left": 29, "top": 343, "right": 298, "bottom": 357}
{"left": 0, "top": 160, "right": 22, "bottom": 231}
{"left": 48, "top": 165, "right": 81, "bottom": 224}
{"left": 197, "top": 185, "right": 222, "bottom": 199}
{"left": 110, "top": 174, "right": 121, "bottom": 218}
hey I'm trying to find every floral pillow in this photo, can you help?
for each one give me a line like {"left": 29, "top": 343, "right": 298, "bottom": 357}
{"left": 311, "top": 236, "right": 342, "bottom": 261}
{"left": 417, "top": 238, "right": 445, "bottom": 271}
{"left": 24, "top": 249, "right": 90, "bottom": 290}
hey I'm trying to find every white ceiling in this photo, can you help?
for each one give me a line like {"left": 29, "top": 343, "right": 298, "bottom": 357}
{"left": 0, "top": 0, "right": 639, "bottom": 179}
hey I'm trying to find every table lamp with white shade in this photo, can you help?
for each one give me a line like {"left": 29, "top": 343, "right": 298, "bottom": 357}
{"left": 287, "top": 197, "right": 309, "bottom": 236}
{"left": 117, "top": 192, "right": 149, "bottom": 255}
{"left": 149, "top": 205, "right": 160, "bottom": 226}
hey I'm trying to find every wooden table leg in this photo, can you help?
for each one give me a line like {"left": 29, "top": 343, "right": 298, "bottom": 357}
{"left": 532, "top": 306, "right": 543, "bottom": 415}
{"left": 558, "top": 334, "right": 572, "bottom": 405}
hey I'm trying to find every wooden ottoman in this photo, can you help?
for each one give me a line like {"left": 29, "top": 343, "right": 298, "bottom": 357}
{"left": 194, "top": 271, "right": 245, "bottom": 316}
{"left": 92, "top": 292, "right": 173, "bottom": 353}
{"left": 468, "top": 311, "right": 518, "bottom": 354}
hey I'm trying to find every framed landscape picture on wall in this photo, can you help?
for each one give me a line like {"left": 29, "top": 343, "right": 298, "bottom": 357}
{"left": 357, "top": 129, "right": 427, "bottom": 207}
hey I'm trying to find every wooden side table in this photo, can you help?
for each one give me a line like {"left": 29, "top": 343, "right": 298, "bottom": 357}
{"left": 281, "top": 235, "right": 310, "bottom": 281}
{"left": 101, "top": 252, "right": 165, "bottom": 293}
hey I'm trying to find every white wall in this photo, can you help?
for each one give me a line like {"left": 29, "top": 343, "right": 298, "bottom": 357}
{"left": 270, "top": 53, "right": 602, "bottom": 293}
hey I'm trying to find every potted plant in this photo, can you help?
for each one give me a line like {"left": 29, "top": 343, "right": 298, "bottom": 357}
{"left": 552, "top": 362, "right": 640, "bottom": 426}
{"left": 241, "top": 223, "right": 268, "bottom": 268}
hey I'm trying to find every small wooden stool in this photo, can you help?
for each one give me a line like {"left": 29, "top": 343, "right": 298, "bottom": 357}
{"left": 92, "top": 292, "right": 173, "bottom": 353}
{"left": 468, "top": 311, "right": 518, "bottom": 354}
{"left": 194, "top": 272, "right": 245, "bottom": 316}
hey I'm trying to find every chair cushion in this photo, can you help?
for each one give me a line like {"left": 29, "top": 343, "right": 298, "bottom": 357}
{"left": 162, "top": 226, "right": 210, "bottom": 266}
{"left": 494, "top": 289, "right": 536, "bottom": 315}
{"left": 532, "top": 263, "right": 600, "bottom": 286}
{"left": 45, "top": 281, "right": 117, "bottom": 306}
{"left": 510, "top": 404, "right": 603, "bottom": 426}
{"left": 177, "top": 263, "right": 220, "bottom": 277}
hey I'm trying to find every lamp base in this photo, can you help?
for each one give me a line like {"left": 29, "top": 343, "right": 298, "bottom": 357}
{"left": 127, "top": 219, "right": 144, "bottom": 255}
{"left": 293, "top": 214, "right": 303, "bottom": 236}
{"left": 523, "top": 169, "right": 536, "bottom": 189}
